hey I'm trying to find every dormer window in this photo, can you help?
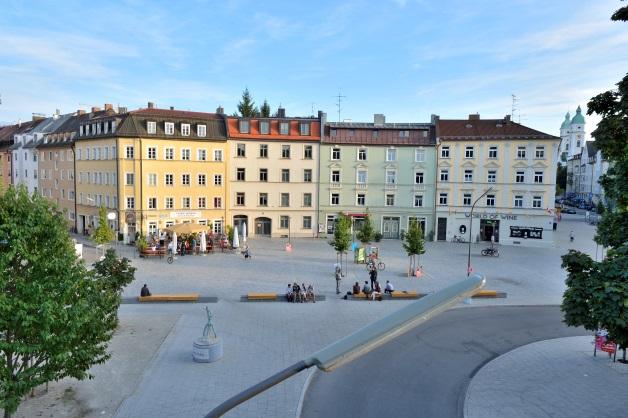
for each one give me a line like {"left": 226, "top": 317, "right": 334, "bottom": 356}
{"left": 197, "top": 124, "right": 207, "bottom": 137}
{"left": 279, "top": 122, "right": 289, "bottom": 135}
{"left": 165, "top": 122, "right": 174, "bottom": 135}
{"left": 181, "top": 123, "right": 190, "bottom": 136}
{"left": 147, "top": 121, "right": 157, "bottom": 134}
{"left": 80, "top": 125, "right": 84, "bottom": 136}
{"left": 239, "top": 120, "right": 250, "bottom": 134}
{"left": 299, "top": 122, "right": 310, "bottom": 136}
{"left": 399, "top": 130, "right": 409, "bottom": 137}
{"left": 259, "top": 121, "right": 270, "bottom": 134}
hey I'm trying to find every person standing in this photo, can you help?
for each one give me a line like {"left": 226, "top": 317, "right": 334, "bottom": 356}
{"left": 369, "top": 267, "right": 378, "bottom": 289}
{"left": 335, "top": 265, "right": 342, "bottom": 295}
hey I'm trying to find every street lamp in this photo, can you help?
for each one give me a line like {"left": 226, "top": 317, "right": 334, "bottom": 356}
{"left": 467, "top": 187, "right": 494, "bottom": 277}
{"left": 204, "top": 274, "right": 486, "bottom": 418}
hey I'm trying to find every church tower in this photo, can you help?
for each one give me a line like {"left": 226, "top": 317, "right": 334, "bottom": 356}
{"left": 569, "top": 105, "right": 586, "bottom": 158}
{"left": 559, "top": 111, "right": 570, "bottom": 164}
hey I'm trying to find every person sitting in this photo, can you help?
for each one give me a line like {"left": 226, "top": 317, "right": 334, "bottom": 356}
{"left": 292, "top": 283, "right": 301, "bottom": 303}
{"left": 352, "top": 282, "right": 361, "bottom": 295}
{"left": 140, "top": 284, "right": 151, "bottom": 297}
{"left": 286, "top": 284, "right": 293, "bottom": 302}
{"left": 371, "top": 280, "right": 382, "bottom": 301}
{"left": 301, "top": 283, "right": 308, "bottom": 302}
{"left": 362, "top": 281, "right": 372, "bottom": 298}
{"left": 384, "top": 280, "right": 394, "bottom": 295}
{"left": 307, "top": 284, "right": 315, "bottom": 303}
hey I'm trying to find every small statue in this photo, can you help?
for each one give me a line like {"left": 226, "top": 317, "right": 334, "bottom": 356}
{"left": 203, "top": 306, "right": 217, "bottom": 340}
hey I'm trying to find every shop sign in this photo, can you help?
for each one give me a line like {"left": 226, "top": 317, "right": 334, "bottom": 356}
{"left": 170, "top": 211, "right": 201, "bottom": 219}
{"left": 464, "top": 212, "right": 518, "bottom": 220}
{"left": 125, "top": 211, "right": 136, "bottom": 223}
{"left": 509, "top": 226, "right": 543, "bottom": 239}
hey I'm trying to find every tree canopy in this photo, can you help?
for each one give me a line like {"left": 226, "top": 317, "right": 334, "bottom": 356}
{"left": 355, "top": 213, "right": 374, "bottom": 244}
{"left": 92, "top": 206, "right": 114, "bottom": 246}
{"left": 237, "top": 88, "right": 259, "bottom": 117}
{"left": 260, "top": 99, "right": 271, "bottom": 118}
{"left": 402, "top": 221, "right": 426, "bottom": 274}
{"left": 0, "top": 186, "right": 135, "bottom": 417}
{"left": 329, "top": 214, "right": 351, "bottom": 254}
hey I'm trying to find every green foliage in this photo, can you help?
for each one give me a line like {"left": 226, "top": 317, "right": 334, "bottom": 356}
{"left": 237, "top": 87, "right": 259, "bottom": 117}
{"left": 356, "top": 213, "right": 374, "bottom": 244}
{"left": 329, "top": 213, "right": 351, "bottom": 254}
{"left": 260, "top": 99, "right": 271, "bottom": 118}
{"left": 561, "top": 250, "right": 600, "bottom": 331}
{"left": 92, "top": 206, "right": 114, "bottom": 246}
{"left": 226, "top": 225, "right": 234, "bottom": 245}
{"left": 402, "top": 222, "right": 426, "bottom": 257}
{"left": 0, "top": 186, "right": 134, "bottom": 417}
{"left": 555, "top": 163, "right": 567, "bottom": 195}
{"left": 597, "top": 201, "right": 606, "bottom": 215}
{"left": 136, "top": 234, "right": 148, "bottom": 252}
{"left": 374, "top": 232, "right": 383, "bottom": 242}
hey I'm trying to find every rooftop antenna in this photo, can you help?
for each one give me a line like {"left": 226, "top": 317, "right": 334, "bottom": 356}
{"left": 511, "top": 94, "right": 518, "bottom": 120}
{"left": 334, "top": 90, "right": 346, "bottom": 122}
{"left": 311, "top": 102, "right": 315, "bottom": 117}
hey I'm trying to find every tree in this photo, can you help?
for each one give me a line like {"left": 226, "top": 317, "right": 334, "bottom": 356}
{"left": 0, "top": 186, "right": 135, "bottom": 417}
{"left": 237, "top": 88, "right": 259, "bottom": 117}
{"left": 92, "top": 206, "right": 114, "bottom": 248}
{"left": 260, "top": 99, "right": 271, "bottom": 117}
{"left": 329, "top": 214, "right": 351, "bottom": 275}
{"left": 555, "top": 163, "right": 567, "bottom": 196}
{"left": 355, "top": 213, "right": 374, "bottom": 244}
{"left": 402, "top": 221, "right": 426, "bottom": 276}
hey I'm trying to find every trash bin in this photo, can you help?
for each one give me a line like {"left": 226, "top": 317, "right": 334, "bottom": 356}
{"left": 553, "top": 222, "right": 557, "bottom": 231}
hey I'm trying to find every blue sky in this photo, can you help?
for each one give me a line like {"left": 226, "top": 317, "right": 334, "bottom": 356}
{"left": 1, "top": 0, "right": 626, "bottom": 138}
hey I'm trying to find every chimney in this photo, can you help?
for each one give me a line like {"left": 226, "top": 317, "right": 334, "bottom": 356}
{"left": 77, "top": 109, "right": 86, "bottom": 115}
{"left": 147, "top": 102, "right": 154, "bottom": 109}
{"left": 504, "top": 114, "right": 511, "bottom": 122}
{"left": 431, "top": 114, "right": 440, "bottom": 124}
{"left": 169, "top": 106, "right": 174, "bottom": 110}
{"left": 118, "top": 106, "right": 127, "bottom": 113}
{"left": 104, "top": 103, "right": 113, "bottom": 111}
{"left": 91, "top": 106, "right": 101, "bottom": 113}
{"left": 216, "top": 106, "right": 224, "bottom": 114}
{"left": 277, "top": 106, "right": 286, "bottom": 118}
{"left": 469, "top": 114, "right": 480, "bottom": 120}
{"left": 374, "top": 114, "right": 385, "bottom": 126}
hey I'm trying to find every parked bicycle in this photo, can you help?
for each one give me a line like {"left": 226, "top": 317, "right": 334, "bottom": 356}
{"left": 366, "top": 258, "right": 385, "bottom": 271}
{"left": 452, "top": 235, "right": 467, "bottom": 243}
{"left": 167, "top": 249, "right": 174, "bottom": 264}
{"left": 481, "top": 247, "right": 499, "bottom": 257}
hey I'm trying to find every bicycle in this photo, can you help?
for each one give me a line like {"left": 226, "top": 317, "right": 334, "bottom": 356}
{"left": 481, "top": 247, "right": 499, "bottom": 257}
{"left": 366, "top": 258, "right": 385, "bottom": 271}
{"left": 452, "top": 235, "right": 466, "bottom": 243}
{"left": 167, "top": 249, "right": 174, "bottom": 264}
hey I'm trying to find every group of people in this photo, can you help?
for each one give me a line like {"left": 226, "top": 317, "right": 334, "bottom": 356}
{"left": 286, "top": 282, "right": 315, "bottom": 303}
{"left": 352, "top": 279, "right": 394, "bottom": 300}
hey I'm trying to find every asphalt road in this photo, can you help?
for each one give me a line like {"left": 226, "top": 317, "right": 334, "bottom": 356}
{"left": 301, "top": 305, "right": 587, "bottom": 418}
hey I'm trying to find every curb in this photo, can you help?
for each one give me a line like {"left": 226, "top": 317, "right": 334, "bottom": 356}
{"left": 295, "top": 367, "right": 317, "bottom": 418}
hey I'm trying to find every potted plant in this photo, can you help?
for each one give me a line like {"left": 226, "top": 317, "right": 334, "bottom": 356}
{"left": 137, "top": 235, "right": 148, "bottom": 255}
{"left": 374, "top": 231, "right": 383, "bottom": 242}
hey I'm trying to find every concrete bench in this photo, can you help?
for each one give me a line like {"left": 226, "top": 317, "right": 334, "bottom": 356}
{"left": 348, "top": 291, "right": 422, "bottom": 300}
{"left": 472, "top": 290, "right": 507, "bottom": 298}
{"left": 138, "top": 293, "right": 199, "bottom": 302}
{"left": 242, "top": 293, "right": 326, "bottom": 302}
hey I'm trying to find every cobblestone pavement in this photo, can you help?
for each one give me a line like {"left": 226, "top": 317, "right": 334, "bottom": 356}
{"left": 464, "top": 336, "right": 628, "bottom": 418}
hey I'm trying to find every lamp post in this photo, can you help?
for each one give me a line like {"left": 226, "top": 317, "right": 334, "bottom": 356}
{"left": 467, "top": 187, "right": 494, "bottom": 277}
{"left": 107, "top": 212, "right": 117, "bottom": 255}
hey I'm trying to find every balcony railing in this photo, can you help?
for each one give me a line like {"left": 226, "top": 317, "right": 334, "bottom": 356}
{"left": 330, "top": 182, "right": 342, "bottom": 189}
{"left": 385, "top": 183, "right": 397, "bottom": 191}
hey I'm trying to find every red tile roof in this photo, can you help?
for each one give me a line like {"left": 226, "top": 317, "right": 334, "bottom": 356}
{"left": 438, "top": 117, "right": 558, "bottom": 141}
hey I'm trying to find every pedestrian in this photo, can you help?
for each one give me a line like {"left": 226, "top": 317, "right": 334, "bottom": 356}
{"left": 335, "top": 265, "right": 342, "bottom": 295}
{"left": 140, "top": 284, "right": 151, "bottom": 297}
{"left": 570, "top": 231, "right": 574, "bottom": 242}
{"left": 369, "top": 267, "right": 378, "bottom": 289}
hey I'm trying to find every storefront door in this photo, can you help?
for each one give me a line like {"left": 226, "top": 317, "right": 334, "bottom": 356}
{"left": 255, "top": 217, "right": 271, "bottom": 236}
{"left": 437, "top": 217, "right": 447, "bottom": 241}
{"left": 382, "top": 217, "right": 400, "bottom": 239}
{"left": 480, "top": 219, "right": 500, "bottom": 242}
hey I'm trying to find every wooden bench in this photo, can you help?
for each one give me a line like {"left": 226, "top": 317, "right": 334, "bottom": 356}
{"left": 140, "top": 248, "right": 167, "bottom": 258}
{"left": 391, "top": 290, "right": 420, "bottom": 299}
{"left": 247, "top": 293, "right": 278, "bottom": 301}
{"left": 138, "top": 293, "right": 200, "bottom": 302}
{"left": 243, "top": 293, "right": 326, "bottom": 302}
{"left": 472, "top": 290, "right": 507, "bottom": 298}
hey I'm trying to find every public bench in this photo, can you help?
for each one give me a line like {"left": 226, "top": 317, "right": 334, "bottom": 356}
{"left": 472, "top": 290, "right": 507, "bottom": 298}
{"left": 138, "top": 293, "right": 200, "bottom": 302}
{"left": 347, "top": 291, "right": 422, "bottom": 300}
{"left": 140, "top": 248, "right": 167, "bottom": 258}
{"left": 242, "top": 293, "right": 326, "bottom": 302}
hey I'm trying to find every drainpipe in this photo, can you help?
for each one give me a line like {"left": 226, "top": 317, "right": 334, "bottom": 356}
{"left": 139, "top": 137, "right": 143, "bottom": 236}
{"left": 72, "top": 143, "right": 78, "bottom": 233}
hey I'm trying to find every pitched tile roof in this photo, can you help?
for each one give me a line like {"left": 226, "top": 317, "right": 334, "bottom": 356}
{"left": 438, "top": 116, "right": 559, "bottom": 141}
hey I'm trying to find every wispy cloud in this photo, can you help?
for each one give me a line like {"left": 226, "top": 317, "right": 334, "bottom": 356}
{"left": 208, "top": 38, "right": 257, "bottom": 73}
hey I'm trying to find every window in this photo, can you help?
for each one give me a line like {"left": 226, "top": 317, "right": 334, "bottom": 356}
{"left": 259, "top": 144, "right": 268, "bottom": 158}
{"left": 214, "top": 174, "right": 222, "bottom": 185}
{"left": 535, "top": 146, "right": 545, "bottom": 159}
{"left": 126, "top": 197, "right": 135, "bottom": 209}
{"left": 331, "top": 170, "right": 340, "bottom": 183}
{"left": 181, "top": 123, "right": 190, "bottom": 136}
{"left": 125, "top": 146, "right": 134, "bottom": 159}
{"left": 299, "top": 123, "right": 310, "bottom": 135}
{"left": 165, "top": 122, "right": 174, "bottom": 135}
{"left": 514, "top": 195, "right": 523, "bottom": 208}
{"left": 463, "top": 193, "right": 472, "bottom": 206}
{"left": 182, "top": 197, "right": 191, "bottom": 209}
{"left": 165, "top": 173, "right": 174, "bottom": 186}
{"left": 487, "top": 170, "right": 497, "bottom": 183}
{"left": 213, "top": 197, "right": 222, "bottom": 208}
{"left": 259, "top": 121, "right": 270, "bottom": 135}
{"left": 147, "top": 147, "right": 156, "bottom": 159}
{"left": 126, "top": 173, "right": 134, "bottom": 185}
{"left": 357, "top": 170, "right": 367, "bottom": 184}
{"left": 182, "top": 174, "right": 190, "bottom": 186}
{"left": 197, "top": 124, "right": 206, "bottom": 137}
{"left": 280, "top": 193, "right": 289, "bottom": 207}
{"left": 415, "top": 171, "right": 425, "bottom": 184}
{"left": 331, "top": 147, "right": 341, "bottom": 160}
{"left": 164, "top": 197, "right": 174, "bottom": 209}
{"left": 239, "top": 120, "right": 250, "bottom": 133}
{"left": 302, "top": 216, "right": 312, "bottom": 229}
{"left": 198, "top": 197, "right": 206, "bottom": 208}
{"left": 303, "top": 169, "right": 312, "bottom": 182}
{"left": 386, "top": 170, "right": 396, "bottom": 184}
{"left": 441, "top": 146, "right": 452, "bottom": 158}
{"left": 181, "top": 148, "right": 190, "bottom": 160}
{"left": 464, "top": 169, "right": 473, "bottom": 182}
{"left": 414, "top": 194, "right": 423, "bottom": 207}
{"left": 259, "top": 193, "right": 268, "bottom": 206}
{"left": 279, "top": 122, "right": 289, "bottom": 135}
{"left": 516, "top": 171, "right": 525, "bottom": 183}
{"left": 465, "top": 146, "right": 474, "bottom": 158}
{"left": 514, "top": 145, "right": 527, "bottom": 159}
{"left": 280, "top": 216, "right": 290, "bottom": 229}
{"left": 356, "top": 193, "right": 366, "bottom": 206}
{"left": 533, "top": 196, "right": 542, "bottom": 208}
{"left": 237, "top": 143, "right": 246, "bottom": 157}
{"left": 399, "top": 130, "right": 410, "bottom": 137}
{"left": 303, "top": 193, "right": 312, "bottom": 207}
{"left": 534, "top": 171, "right": 544, "bottom": 183}
{"left": 281, "top": 169, "right": 290, "bottom": 182}
{"left": 486, "top": 194, "right": 495, "bottom": 206}
{"left": 358, "top": 148, "right": 367, "bottom": 161}
{"left": 330, "top": 128, "right": 337, "bottom": 137}
{"left": 439, "top": 193, "right": 448, "bottom": 205}
{"left": 148, "top": 173, "right": 157, "bottom": 186}
{"left": 148, "top": 197, "right": 157, "bottom": 209}
{"left": 236, "top": 168, "right": 246, "bottom": 181}
{"left": 385, "top": 194, "right": 395, "bottom": 206}
{"left": 331, "top": 193, "right": 340, "bottom": 205}
{"left": 386, "top": 148, "right": 397, "bottom": 161}
{"left": 281, "top": 145, "right": 291, "bottom": 158}
{"left": 304, "top": 145, "right": 313, "bottom": 159}
{"left": 214, "top": 149, "right": 223, "bottom": 161}
{"left": 236, "top": 192, "right": 245, "bottom": 206}
{"left": 440, "top": 169, "right": 449, "bottom": 182}
{"left": 371, "top": 129, "right": 378, "bottom": 139}
{"left": 259, "top": 168, "right": 268, "bottom": 182}
{"left": 415, "top": 148, "right": 425, "bottom": 162}
{"left": 165, "top": 147, "right": 174, "bottom": 160}
{"left": 197, "top": 149, "right": 207, "bottom": 161}
{"left": 213, "top": 219, "right": 223, "bottom": 234}
{"left": 198, "top": 174, "right": 206, "bottom": 186}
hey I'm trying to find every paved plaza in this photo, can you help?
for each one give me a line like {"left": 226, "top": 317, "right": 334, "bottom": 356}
{"left": 14, "top": 212, "right": 622, "bottom": 418}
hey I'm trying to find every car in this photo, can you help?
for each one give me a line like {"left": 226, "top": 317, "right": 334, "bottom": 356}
{"left": 562, "top": 208, "right": 577, "bottom": 214}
